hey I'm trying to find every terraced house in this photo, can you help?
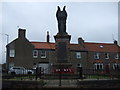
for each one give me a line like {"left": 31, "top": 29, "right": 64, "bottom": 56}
{"left": 6, "top": 28, "right": 120, "bottom": 74}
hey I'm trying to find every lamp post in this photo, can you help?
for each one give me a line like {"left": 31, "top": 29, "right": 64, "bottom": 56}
{"left": 4, "top": 34, "right": 9, "bottom": 73}
{"left": 4, "top": 34, "right": 9, "bottom": 44}
{"left": 0, "top": 33, "right": 9, "bottom": 70}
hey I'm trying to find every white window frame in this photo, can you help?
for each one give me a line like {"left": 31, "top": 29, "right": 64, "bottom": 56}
{"left": 9, "top": 48, "right": 15, "bottom": 57}
{"left": 41, "top": 50, "right": 46, "bottom": 58}
{"left": 115, "top": 53, "right": 119, "bottom": 59}
{"left": 76, "top": 52, "right": 81, "bottom": 59}
{"left": 94, "top": 52, "right": 99, "bottom": 59}
{"left": 105, "top": 53, "right": 109, "bottom": 59}
{"left": 94, "top": 63, "right": 104, "bottom": 70}
{"left": 33, "top": 50, "right": 38, "bottom": 58}
{"left": 113, "top": 63, "right": 120, "bottom": 70}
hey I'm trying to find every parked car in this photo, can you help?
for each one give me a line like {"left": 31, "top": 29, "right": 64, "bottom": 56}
{"left": 8, "top": 66, "right": 34, "bottom": 75}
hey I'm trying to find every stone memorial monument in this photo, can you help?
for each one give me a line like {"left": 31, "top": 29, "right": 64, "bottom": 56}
{"left": 54, "top": 6, "right": 71, "bottom": 69}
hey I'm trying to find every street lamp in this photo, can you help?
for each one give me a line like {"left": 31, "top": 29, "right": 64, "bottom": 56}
{"left": 5, "top": 34, "right": 9, "bottom": 44}
{"left": 4, "top": 34, "right": 9, "bottom": 44}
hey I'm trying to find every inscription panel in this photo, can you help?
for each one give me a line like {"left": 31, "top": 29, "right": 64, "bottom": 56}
{"left": 57, "top": 42, "right": 67, "bottom": 62}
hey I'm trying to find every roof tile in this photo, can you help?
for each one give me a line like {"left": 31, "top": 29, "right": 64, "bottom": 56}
{"left": 31, "top": 42, "right": 120, "bottom": 52}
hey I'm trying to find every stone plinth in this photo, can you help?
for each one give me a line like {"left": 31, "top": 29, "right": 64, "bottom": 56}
{"left": 54, "top": 33, "right": 71, "bottom": 63}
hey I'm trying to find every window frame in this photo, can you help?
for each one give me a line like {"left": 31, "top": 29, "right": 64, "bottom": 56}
{"left": 76, "top": 52, "right": 81, "bottom": 59}
{"left": 9, "top": 48, "right": 15, "bottom": 57}
{"left": 41, "top": 50, "right": 46, "bottom": 58}
{"left": 94, "top": 52, "right": 100, "bottom": 59}
{"left": 33, "top": 50, "right": 38, "bottom": 58}
{"left": 113, "top": 63, "right": 120, "bottom": 70}
{"left": 115, "top": 53, "right": 119, "bottom": 59}
{"left": 94, "top": 63, "right": 104, "bottom": 70}
{"left": 105, "top": 53, "right": 109, "bottom": 59}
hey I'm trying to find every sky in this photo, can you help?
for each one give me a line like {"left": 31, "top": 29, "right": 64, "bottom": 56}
{"left": 0, "top": 2, "right": 119, "bottom": 63}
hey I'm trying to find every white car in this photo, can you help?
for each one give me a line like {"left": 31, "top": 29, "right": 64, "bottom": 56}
{"left": 8, "top": 66, "right": 34, "bottom": 75}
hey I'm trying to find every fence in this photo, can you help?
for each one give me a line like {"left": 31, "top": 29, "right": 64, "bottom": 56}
{"left": 2, "top": 68, "right": 120, "bottom": 80}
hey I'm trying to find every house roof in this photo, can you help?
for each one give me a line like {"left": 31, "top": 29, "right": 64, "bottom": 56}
{"left": 31, "top": 42, "right": 55, "bottom": 49}
{"left": 31, "top": 42, "right": 120, "bottom": 52}
{"left": 84, "top": 42, "right": 120, "bottom": 52}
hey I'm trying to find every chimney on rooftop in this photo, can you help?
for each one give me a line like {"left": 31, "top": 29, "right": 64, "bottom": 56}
{"left": 78, "top": 37, "right": 85, "bottom": 48}
{"left": 47, "top": 31, "right": 50, "bottom": 43}
{"left": 114, "top": 40, "right": 118, "bottom": 45}
{"left": 18, "top": 28, "right": 26, "bottom": 38}
{"left": 78, "top": 37, "right": 84, "bottom": 44}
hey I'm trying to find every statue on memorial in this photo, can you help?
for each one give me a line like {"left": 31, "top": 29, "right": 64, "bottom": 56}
{"left": 56, "top": 6, "right": 67, "bottom": 34}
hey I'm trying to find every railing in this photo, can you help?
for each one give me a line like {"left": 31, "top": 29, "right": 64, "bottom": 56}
{"left": 2, "top": 68, "right": 120, "bottom": 80}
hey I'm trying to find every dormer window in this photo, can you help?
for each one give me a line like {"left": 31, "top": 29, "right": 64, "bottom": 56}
{"left": 105, "top": 53, "right": 109, "bottom": 59}
{"left": 100, "top": 45, "right": 104, "bottom": 48}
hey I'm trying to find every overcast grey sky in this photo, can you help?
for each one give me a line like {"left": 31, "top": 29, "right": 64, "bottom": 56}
{"left": 0, "top": 2, "right": 118, "bottom": 63}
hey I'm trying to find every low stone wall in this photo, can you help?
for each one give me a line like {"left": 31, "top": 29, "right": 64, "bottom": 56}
{"left": 77, "top": 79, "right": 120, "bottom": 88}
{"left": 2, "top": 79, "right": 120, "bottom": 89}
{"left": 2, "top": 80, "right": 45, "bottom": 89}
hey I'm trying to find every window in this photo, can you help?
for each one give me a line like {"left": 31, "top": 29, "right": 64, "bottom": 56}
{"left": 113, "top": 63, "right": 120, "bottom": 70}
{"left": 9, "top": 63, "right": 14, "bottom": 68}
{"left": 105, "top": 53, "right": 109, "bottom": 59}
{"left": 41, "top": 50, "right": 46, "bottom": 58}
{"left": 34, "top": 63, "right": 36, "bottom": 65}
{"left": 94, "top": 63, "right": 103, "bottom": 70}
{"left": 10, "top": 48, "right": 15, "bottom": 57}
{"left": 94, "top": 52, "right": 99, "bottom": 59}
{"left": 33, "top": 50, "right": 38, "bottom": 58}
{"left": 115, "top": 53, "right": 119, "bottom": 59}
{"left": 76, "top": 52, "right": 81, "bottom": 59}
{"left": 77, "top": 63, "right": 82, "bottom": 67}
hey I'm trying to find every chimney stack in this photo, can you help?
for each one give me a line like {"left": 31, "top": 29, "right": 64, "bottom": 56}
{"left": 78, "top": 37, "right": 85, "bottom": 48}
{"left": 114, "top": 40, "right": 118, "bottom": 45}
{"left": 78, "top": 37, "right": 84, "bottom": 44}
{"left": 18, "top": 28, "right": 26, "bottom": 38}
{"left": 47, "top": 31, "right": 50, "bottom": 43}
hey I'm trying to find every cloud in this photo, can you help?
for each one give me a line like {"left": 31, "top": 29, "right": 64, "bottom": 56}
{"left": 1, "top": 2, "right": 118, "bottom": 63}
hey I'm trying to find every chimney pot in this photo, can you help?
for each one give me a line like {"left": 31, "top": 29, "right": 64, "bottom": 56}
{"left": 47, "top": 31, "right": 50, "bottom": 43}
